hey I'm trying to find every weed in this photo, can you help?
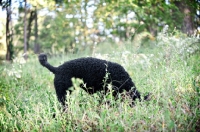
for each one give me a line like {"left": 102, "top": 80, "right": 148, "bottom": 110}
{"left": 0, "top": 32, "right": 199, "bottom": 131}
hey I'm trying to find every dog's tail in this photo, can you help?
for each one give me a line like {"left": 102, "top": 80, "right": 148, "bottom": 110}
{"left": 38, "top": 53, "right": 57, "bottom": 74}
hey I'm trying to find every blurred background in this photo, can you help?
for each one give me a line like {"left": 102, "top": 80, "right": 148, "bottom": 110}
{"left": 0, "top": 0, "right": 199, "bottom": 60}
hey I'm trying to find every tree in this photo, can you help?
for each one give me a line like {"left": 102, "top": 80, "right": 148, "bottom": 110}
{"left": 26, "top": 6, "right": 39, "bottom": 53}
{"left": 173, "top": 0, "right": 197, "bottom": 35}
{"left": 14, "top": 0, "right": 55, "bottom": 55}
{"left": 1, "top": 0, "right": 14, "bottom": 60}
{"left": 23, "top": 0, "right": 28, "bottom": 59}
{"left": 34, "top": 6, "right": 39, "bottom": 53}
{"left": 94, "top": 0, "right": 197, "bottom": 42}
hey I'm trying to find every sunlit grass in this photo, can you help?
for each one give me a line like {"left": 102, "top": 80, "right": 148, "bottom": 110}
{"left": 0, "top": 33, "right": 199, "bottom": 131}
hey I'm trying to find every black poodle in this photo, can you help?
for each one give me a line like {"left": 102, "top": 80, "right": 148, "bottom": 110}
{"left": 38, "top": 53, "right": 146, "bottom": 106}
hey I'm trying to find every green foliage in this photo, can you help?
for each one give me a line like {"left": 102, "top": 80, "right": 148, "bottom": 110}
{"left": 39, "top": 14, "right": 75, "bottom": 54}
{"left": 10, "top": 0, "right": 197, "bottom": 55}
{"left": 0, "top": 33, "right": 200, "bottom": 131}
{"left": 94, "top": 0, "right": 182, "bottom": 39}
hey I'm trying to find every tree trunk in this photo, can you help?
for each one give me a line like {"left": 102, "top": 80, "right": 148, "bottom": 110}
{"left": 27, "top": 10, "right": 35, "bottom": 50}
{"left": 23, "top": 0, "right": 28, "bottom": 59}
{"left": 174, "top": 1, "right": 195, "bottom": 35}
{"left": 34, "top": 7, "right": 40, "bottom": 53}
{"left": 5, "top": 2, "right": 13, "bottom": 61}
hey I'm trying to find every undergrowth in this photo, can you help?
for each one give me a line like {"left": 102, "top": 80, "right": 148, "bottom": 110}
{"left": 0, "top": 32, "right": 199, "bottom": 131}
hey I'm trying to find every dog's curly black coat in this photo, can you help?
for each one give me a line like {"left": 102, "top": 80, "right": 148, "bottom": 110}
{"left": 39, "top": 53, "right": 144, "bottom": 106}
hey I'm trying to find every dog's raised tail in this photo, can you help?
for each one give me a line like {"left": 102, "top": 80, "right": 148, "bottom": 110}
{"left": 38, "top": 53, "right": 57, "bottom": 74}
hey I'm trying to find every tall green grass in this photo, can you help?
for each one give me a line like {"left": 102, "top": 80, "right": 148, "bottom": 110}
{"left": 0, "top": 32, "right": 199, "bottom": 131}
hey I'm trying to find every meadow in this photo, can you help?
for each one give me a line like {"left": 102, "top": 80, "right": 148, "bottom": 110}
{"left": 0, "top": 33, "right": 200, "bottom": 131}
